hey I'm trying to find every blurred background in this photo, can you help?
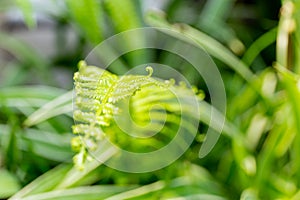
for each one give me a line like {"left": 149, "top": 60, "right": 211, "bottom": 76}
{"left": 0, "top": 0, "right": 281, "bottom": 88}
{"left": 1, "top": 0, "right": 300, "bottom": 199}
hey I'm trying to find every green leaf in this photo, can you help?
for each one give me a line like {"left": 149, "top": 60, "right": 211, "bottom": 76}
{"left": 103, "top": 0, "right": 146, "bottom": 66}
{"left": 276, "top": 1, "right": 295, "bottom": 68}
{"left": 72, "top": 61, "right": 203, "bottom": 169}
{"left": 10, "top": 165, "right": 72, "bottom": 199}
{"left": 105, "top": 180, "right": 165, "bottom": 200}
{"left": 0, "top": 33, "right": 46, "bottom": 68}
{"left": 105, "top": 167, "right": 226, "bottom": 200}
{"left": 198, "top": 0, "right": 245, "bottom": 55}
{"left": 55, "top": 140, "right": 117, "bottom": 189}
{"left": 72, "top": 61, "right": 169, "bottom": 168}
{"left": 0, "top": 86, "right": 65, "bottom": 100}
{"left": 19, "top": 185, "right": 137, "bottom": 200}
{"left": 24, "top": 91, "right": 73, "bottom": 127}
{"left": 0, "top": 169, "right": 21, "bottom": 199}
{"left": 14, "top": 0, "right": 36, "bottom": 29}
{"left": 103, "top": 0, "right": 142, "bottom": 32}
{"left": 66, "top": 0, "right": 103, "bottom": 44}
{"left": 168, "top": 194, "right": 227, "bottom": 200}
{"left": 0, "top": 125, "right": 73, "bottom": 162}
{"left": 242, "top": 27, "right": 278, "bottom": 66}
{"left": 293, "top": 0, "right": 300, "bottom": 74}
{"left": 275, "top": 64, "right": 300, "bottom": 178}
{"left": 145, "top": 11, "right": 254, "bottom": 82}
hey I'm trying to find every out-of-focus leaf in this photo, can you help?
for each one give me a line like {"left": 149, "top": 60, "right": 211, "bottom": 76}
{"left": 10, "top": 165, "right": 72, "bottom": 199}
{"left": 0, "top": 33, "right": 46, "bottom": 71}
{"left": 66, "top": 0, "right": 103, "bottom": 44}
{"left": 0, "top": 86, "right": 69, "bottom": 123}
{"left": 0, "top": 62, "right": 29, "bottom": 86}
{"left": 276, "top": 1, "right": 294, "bottom": 68}
{"left": 14, "top": 0, "right": 36, "bottom": 28}
{"left": 24, "top": 91, "right": 73, "bottom": 127}
{"left": 0, "top": 169, "right": 21, "bottom": 199}
{"left": 168, "top": 194, "right": 227, "bottom": 200}
{"left": 105, "top": 180, "right": 165, "bottom": 200}
{"left": 103, "top": 0, "right": 141, "bottom": 32}
{"left": 198, "top": 0, "right": 245, "bottom": 55}
{"left": 293, "top": 0, "right": 300, "bottom": 74}
{"left": 19, "top": 185, "right": 137, "bottom": 200}
{"left": 145, "top": 11, "right": 254, "bottom": 83}
{"left": 55, "top": 140, "right": 117, "bottom": 189}
{"left": 103, "top": 0, "right": 146, "bottom": 66}
{"left": 275, "top": 64, "right": 300, "bottom": 177}
{"left": 5, "top": 114, "right": 19, "bottom": 172}
{"left": 242, "top": 27, "right": 277, "bottom": 66}
{"left": 291, "top": 191, "right": 300, "bottom": 200}
{"left": 0, "top": 125, "right": 73, "bottom": 162}
{"left": 0, "top": 86, "right": 65, "bottom": 100}
{"left": 104, "top": 164, "right": 226, "bottom": 199}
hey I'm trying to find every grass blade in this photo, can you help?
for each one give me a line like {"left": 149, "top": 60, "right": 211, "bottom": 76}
{"left": 10, "top": 165, "right": 72, "bottom": 199}
{"left": 24, "top": 91, "right": 73, "bottom": 127}
{"left": 55, "top": 140, "right": 117, "bottom": 189}
{"left": 242, "top": 27, "right": 278, "bottom": 66}
{"left": 20, "top": 185, "right": 137, "bottom": 200}
{"left": 145, "top": 11, "right": 254, "bottom": 82}
{"left": 14, "top": 0, "right": 36, "bottom": 29}
{"left": 66, "top": 0, "right": 103, "bottom": 44}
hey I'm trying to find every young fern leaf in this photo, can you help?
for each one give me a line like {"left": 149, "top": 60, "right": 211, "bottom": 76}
{"left": 72, "top": 61, "right": 170, "bottom": 169}
{"left": 72, "top": 61, "right": 203, "bottom": 169}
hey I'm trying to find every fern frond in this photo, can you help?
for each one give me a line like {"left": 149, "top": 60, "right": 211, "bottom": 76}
{"left": 72, "top": 61, "right": 203, "bottom": 169}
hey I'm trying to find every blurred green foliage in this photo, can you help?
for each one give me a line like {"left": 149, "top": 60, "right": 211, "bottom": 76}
{"left": 1, "top": 0, "right": 300, "bottom": 199}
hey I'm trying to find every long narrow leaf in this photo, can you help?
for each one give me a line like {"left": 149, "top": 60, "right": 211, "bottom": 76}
{"left": 19, "top": 185, "right": 137, "bottom": 200}
{"left": 14, "top": 0, "right": 36, "bottom": 28}
{"left": 242, "top": 27, "right": 278, "bottom": 66}
{"left": 24, "top": 91, "right": 73, "bottom": 127}
{"left": 10, "top": 165, "right": 72, "bottom": 199}
{"left": 66, "top": 0, "right": 103, "bottom": 44}
{"left": 55, "top": 140, "right": 117, "bottom": 189}
{"left": 145, "top": 11, "right": 254, "bottom": 82}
